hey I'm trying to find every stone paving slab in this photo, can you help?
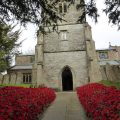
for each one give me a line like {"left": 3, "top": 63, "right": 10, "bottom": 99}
{"left": 40, "top": 92, "right": 88, "bottom": 120}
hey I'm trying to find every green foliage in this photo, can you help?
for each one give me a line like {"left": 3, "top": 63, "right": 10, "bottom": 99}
{"left": 99, "top": 80, "right": 120, "bottom": 89}
{"left": 0, "top": 84, "right": 31, "bottom": 88}
{"left": 0, "top": 0, "right": 120, "bottom": 29}
{"left": 0, "top": 23, "right": 20, "bottom": 72}
{"left": 0, "top": 0, "right": 62, "bottom": 25}
{"left": 76, "top": 0, "right": 99, "bottom": 23}
{"left": 104, "top": 0, "right": 120, "bottom": 29}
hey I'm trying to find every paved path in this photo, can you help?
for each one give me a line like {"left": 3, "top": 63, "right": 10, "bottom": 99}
{"left": 40, "top": 92, "right": 88, "bottom": 120}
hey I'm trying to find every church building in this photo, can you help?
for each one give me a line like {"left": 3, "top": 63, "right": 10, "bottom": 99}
{"left": 32, "top": 0, "right": 102, "bottom": 90}
{"left": 0, "top": 0, "right": 102, "bottom": 91}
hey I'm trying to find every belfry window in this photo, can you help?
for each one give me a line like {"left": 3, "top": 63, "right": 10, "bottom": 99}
{"left": 59, "top": 2, "right": 67, "bottom": 13}
{"left": 64, "top": 3, "right": 67, "bottom": 13}
{"left": 59, "top": 3, "right": 62, "bottom": 13}
{"left": 23, "top": 73, "right": 32, "bottom": 84}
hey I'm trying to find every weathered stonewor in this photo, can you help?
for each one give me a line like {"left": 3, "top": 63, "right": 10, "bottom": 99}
{"left": 32, "top": 0, "right": 102, "bottom": 90}
{"left": 100, "top": 63, "right": 120, "bottom": 82}
{"left": 0, "top": 74, "right": 3, "bottom": 84}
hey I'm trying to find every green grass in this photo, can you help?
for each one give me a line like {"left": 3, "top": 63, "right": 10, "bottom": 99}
{"left": 0, "top": 84, "right": 31, "bottom": 88}
{"left": 99, "top": 80, "right": 120, "bottom": 89}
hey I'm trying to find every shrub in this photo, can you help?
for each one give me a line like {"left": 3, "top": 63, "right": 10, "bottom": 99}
{"left": 77, "top": 83, "right": 120, "bottom": 120}
{"left": 0, "top": 86, "right": 56, "bottom": 120}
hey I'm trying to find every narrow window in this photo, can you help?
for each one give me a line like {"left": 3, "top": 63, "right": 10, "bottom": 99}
{"left": 26, "top": 75, "right": 28, "bottom": 83}
{"left": 29, "top": 74, "right": 32, "bottom": 83}
{"left": 64, "top": 3, "right": 67, "bottom": 13}
{"left": 59, "top": 3, "right": 62, "bottom": 13}
{"left": 23, "top": 73, "right": 32, "bottom": 84}
{"left": 23, "top": 74, "right": 26, "bottom": 83}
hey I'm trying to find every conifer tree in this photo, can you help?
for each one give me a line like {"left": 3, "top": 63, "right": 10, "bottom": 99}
{"left": 0, "top": 23, "right": 20, "bottom": 72}
{"left": 0, "top": 0, "right": 120, "bottom": 29}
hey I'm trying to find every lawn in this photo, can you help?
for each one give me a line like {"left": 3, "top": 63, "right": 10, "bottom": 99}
{"left": 99, "top": 80, "right": 120, "bottom": 89}
{"left": 0, "top": 84, "right": 32, "bottom": 88}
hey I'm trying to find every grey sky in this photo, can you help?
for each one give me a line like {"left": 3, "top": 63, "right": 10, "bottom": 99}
{"left": 19, "top": 0, "right": 120, "bottom": 53}
{"left": 88, "top": 0, "right": 120, "bottom": 49}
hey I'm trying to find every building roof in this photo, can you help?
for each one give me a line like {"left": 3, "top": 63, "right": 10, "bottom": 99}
{"left": 96, "top": 48, "right": 116, "bottom": 51}
{"left": 16, "top": 54, "right": 35, "bottom": 56}
{"left": 99, "top": 60, "right": 120, "bottom": 66}
{"left": 9, "top": 64, "right": 33, "bottom": 70}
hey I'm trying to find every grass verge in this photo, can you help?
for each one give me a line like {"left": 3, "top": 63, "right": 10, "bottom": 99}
{"left": 0, "top": 84, "right": 31, "bottom": 88}
{"left": 99, "top": 80, "right": 120, "bottom": 89}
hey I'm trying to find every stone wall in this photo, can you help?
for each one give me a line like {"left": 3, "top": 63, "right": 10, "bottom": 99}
{"left": 3, "top": 74, "right": 10, "bottom": 84}
{"left": 100, "top": 64, "right": 120, "bottom": 82}
{"left": 85, "top": 24, "right": 102, "bottom": 82}
{"left": 117, "top": 46, "right": 120, "bottom": 59}
{"left": 44, "top": 24, "right": 86, "bottom": 52}
{"left": 15, "top": 55, "right": 35, "bottom": 65}
{"left": 10, "top": 73, "right": 17, "bottom": 84}
{"left": 0, "top": 70, "right": 32, "bottom": 85}
{"left": 87, "top": 40, "right": 102, "bottom": 82}
{"left": 32, "top": 64, "right": 37, "bottom": 85}
{"left": 108, "top": 50, "right": 119, "bottom": 60}
{"left": 44, "top": 51, "right": 88, "bottom": 90}
{"left": 100, "top": 67, "right": 108, "bottom": 80}
{"left": 55, "top": 0, "right": 83, "bottom": 25}
{"left": 0, "top": 74, "right": 3, "bottom": 84}
{"left": 96, "top": 46, "right": 120, "bottom": 61}
{"left": 0, "top": 73, "right": 19, "bottom": 84}
{"left": 42, "top": 22, "right": 90, "bottom": 90}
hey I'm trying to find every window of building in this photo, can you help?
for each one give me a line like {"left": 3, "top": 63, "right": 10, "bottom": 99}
{"left": 60, "top": 30, "right": 67, "bottom": 40}
{"left": 23, "top": 75, "right": 26, "bottom": 83}
{"left": 64, "top": 3, "right": 67, "bottom": 13}
{"left": 59, "top": 2, "right": 67, "bottom": 13}
{"left": 99, "top": 52, "right": 108, "bottom": 59}
{"left": 59, "top": 3, "right": 62, "bottom": 13}
{"left": 23, "top": 73, "right": 32, "bottom": 84}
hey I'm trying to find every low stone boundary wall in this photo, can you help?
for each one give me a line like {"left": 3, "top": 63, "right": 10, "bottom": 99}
{"left": 100, "top": 64, "right": 120, "bottom": 82}
{"left": 0, "top": 73, "right": 22, "bottom": 84}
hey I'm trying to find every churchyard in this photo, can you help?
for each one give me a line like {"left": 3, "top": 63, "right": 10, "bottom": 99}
{"left": 0, "top": 0, "right": 120, "bottom": 119}
{"left": 0, "top": 80, "right": 120, "bottom": 120}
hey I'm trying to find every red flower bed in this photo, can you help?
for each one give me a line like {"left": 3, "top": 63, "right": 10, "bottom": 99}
{"left": 77, "top": 83, "right": 120, "bottom": 120}
{"left": 0, "top": 87, "right": 56, "bottom": 120}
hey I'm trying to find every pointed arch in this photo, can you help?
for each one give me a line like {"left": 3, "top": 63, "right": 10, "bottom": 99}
{"left": 62, "top": 66, "right": 73, "bottom": 91}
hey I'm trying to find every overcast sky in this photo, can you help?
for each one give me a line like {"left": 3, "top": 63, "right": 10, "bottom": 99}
{"left": 19, "top": 0, "right": 120, "bottom": 54}
{"left": 88, "top": 0, "right": 120, "bottom": 49}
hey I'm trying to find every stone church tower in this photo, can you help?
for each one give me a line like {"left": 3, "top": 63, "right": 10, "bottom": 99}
{"left": 32, "top": 0, "right": 102, "bottom": 91}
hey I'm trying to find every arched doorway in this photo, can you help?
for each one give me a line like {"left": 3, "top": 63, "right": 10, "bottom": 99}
{"left": 62, "top": 67, "right": 73, "bottom": 91}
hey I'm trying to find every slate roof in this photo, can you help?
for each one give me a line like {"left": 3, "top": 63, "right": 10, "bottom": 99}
{"left": 99, "top": 60, "right": 120, "bottom": 66}
{"left": 96, "top": 48, "right": 116, "bottom": 51}
{"left": 10, "top": 64, "right": 33, "bottom": 70}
